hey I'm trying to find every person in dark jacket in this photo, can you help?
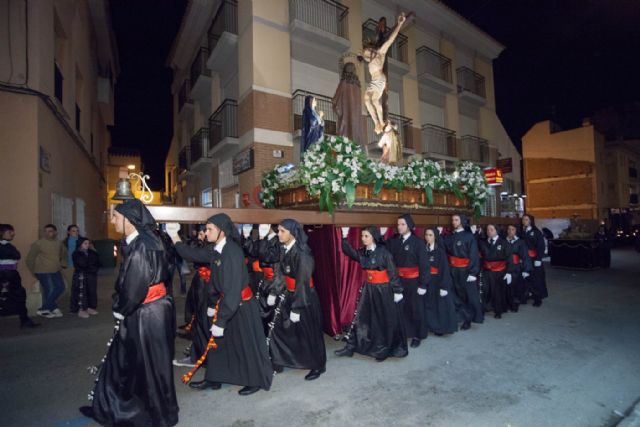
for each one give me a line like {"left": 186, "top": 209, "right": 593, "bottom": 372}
{"left": 521, "top": 214, "right": 549, "bottom": 306}
{"left": 70, "top": 237, "right": 100, "bottom": 318}
{"left": 478, "top": 225, "right": 514, "bottom": 319}
{"left": 335, "top": 225, "right": 408, "bottom": 361}
{"left": 0, "top": 224, "right": 39, "bottom": 328}
{"left": 423, "top": 227, "right": 458, "bottom": 335}
{"left": 506, "top": 224, "right": 532, "bottom": 310}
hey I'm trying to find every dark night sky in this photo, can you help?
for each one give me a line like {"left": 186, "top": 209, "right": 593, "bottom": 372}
{"left": 108, "top": 0, "right": 640, "bottom": 191}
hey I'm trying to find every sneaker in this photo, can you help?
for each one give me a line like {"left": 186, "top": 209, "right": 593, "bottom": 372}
{"left": 78, "top": 310, "right": 90, "bottom": 319}
{"left": 37, "top": 309, "right": 55, "bottom": 318}
{"left": 87, "top": 308, "right": 99, "bottom": 315}
{"left": 51, "top": 308, "right": 63, "bottom": 318}
{"left": 172, "top": 356, "right": 195, "bottom": 368}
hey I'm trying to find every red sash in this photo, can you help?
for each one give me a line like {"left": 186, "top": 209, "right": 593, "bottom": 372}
{"left": 364, "top": 269, "right": 390, "bottom": 284}
{"left": 448, "top": 256, "right": 470, "bottom": 268}
{"left": 262, "top": 267, "right": 274, "bottom": 281}
{"left": 483, "top": 260, "right": 507, "bottom": 272}
{"left": 197, "top": 266, "right": 211, "bottom": 283}
{"left": 143, "top": 283, "right": 166, "bottom": 304}
{"left": 528, "top": 249, "right": 538, "bottom": 258}
{"left": 397, "top": 267, "right": 420, "bottom": 279}
{"left": 285, "top": 275, "right": 314, "bottom": 292}
{"left": 430, "top": 266, "right": 439, "bottom": 275}
{"left": 512, "top": 254, "right": 521, "bottom": 265}
{"left": 241, "top": 286, "right": 253, "bottom": 301}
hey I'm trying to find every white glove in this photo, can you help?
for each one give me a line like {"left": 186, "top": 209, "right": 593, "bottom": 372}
{"left": 207, "top": 307, "right": 216, "bottom": 317}
{"left": 267, "top": 295, "right": 277, "bottom": 306}
{"left": 258, "top": 224, "right": 270, "bottom": 238}
{"left": 393, "top": 293, "right": 403, "bottom": 303}
{"left": 380, "top": 227, "right": 388, "bottom": 236}
{"left": 522, "top": 272, "right": 530, "bottom": 279}
{"left": 268, "top": 231, "right": 277, "bottom": 240}
{"left": 437, "top": 226, "right": 443, "bottom": 234}
{"left": 210, "top": 324, "right": 224, "bottom": 337}
{"left": 165, "top": 222, "right": 180, "bottom": 238}
{"left": 289, "top": 311, "right": 301, "bottom": 323}
{"left": 341, "top": 227, "right": 349, "bottom": 238}
{"left": 466, "top": 275, "right": 477, "bottom": 282}
{"left": 439, "top": 289, "right": 448, "bottom": 297}
{"left": 242, "top": 224, "right": 252, "bottom": 238}
{"left": 417, "top": 287, "right": 427, "bottom": 296}
{"left": 113, "top": 311, "right": 124, "bottom": 320}
{"left": 470, "top": 225, "right": 477, "bottom": 234}
{"left": 504, "top": 273, "right": 512, "bottom": 285}
{"left": 534, "top": 260, "right": 542, "bottom": 267}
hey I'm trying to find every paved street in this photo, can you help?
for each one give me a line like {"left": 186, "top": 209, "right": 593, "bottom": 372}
{"left": 1, "top": 249, "right": 639, "bottom": 427}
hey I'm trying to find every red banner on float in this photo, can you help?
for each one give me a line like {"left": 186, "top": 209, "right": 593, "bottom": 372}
{"left": 484, "top": 167, "right": 503, "bottom": 186}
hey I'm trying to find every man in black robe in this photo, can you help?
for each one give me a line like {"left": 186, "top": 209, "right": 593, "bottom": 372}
{"left": 479, "top": 224, "right": 514, "bottom": 319}
{"left": 521, "top": 214, "right": 549, "bottom": 307}
{"left": 170, "top": 214, "right": 272, "bottom": 395}
{"left": 443, "top": 213, "right": 483, "bottom": 330}
{"left": 506, "top": 224, "right": 532, "bottom": 310}
{"left": 386, "top": 213, "right": 430, "bottom": 348}
{"left": 269, "top": 219, "right": 326, "bottom": 380}
{"left": 80, "top": 199, "right": 178, "bottom": 427}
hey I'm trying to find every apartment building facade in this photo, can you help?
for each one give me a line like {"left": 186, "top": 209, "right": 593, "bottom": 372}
{"left": 165, "top": 0, "right": 521, "bottom": 214}
{"left": 0, "top": 0, "right": 119, "bottom": 271}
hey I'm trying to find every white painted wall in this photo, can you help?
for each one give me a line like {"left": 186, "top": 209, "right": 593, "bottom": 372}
{"left": 291, "top": 60, "right": 339, "bottom": 96}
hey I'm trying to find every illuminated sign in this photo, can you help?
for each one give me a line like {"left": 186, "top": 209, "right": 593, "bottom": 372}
{"left": 484, "top": 167, "right": 503, "bottom": 186}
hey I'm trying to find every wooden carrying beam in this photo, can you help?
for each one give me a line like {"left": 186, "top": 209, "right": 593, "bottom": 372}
{"left": 146, "top": 206, "right": 519, "bottom": 227}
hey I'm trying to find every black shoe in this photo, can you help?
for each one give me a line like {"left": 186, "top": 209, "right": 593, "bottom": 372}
{"left": 533, "top": 300, "right": 542, "bottom": 307}
{"left": 511, "top": 306, "right": 519, "bottom": 313}
{"left": 461, "top": 321, "right": 471, "bottom": 330}
{"left": 20, "top": 318, "right": 40, "bottom": 328}
{"left": 238, "top": 386, "right": 260, "bottom": 396}
{"left": 435, "top": 332, "right": 444, "bottom": 337}
{"left": 410, "top": 338, "right": 421, "bottom": 348}
{"left": 79, "top": 406, "right": 94, "bottom": 419}
{"left": 494, "top": 313, "right": 502, "bottom": 319}
{"left": 334, "top": 347, "right": 354, "bottom": 357}
{"left": 273, "top": 364, "right": 284, "bottom": 374}
{"left": 304, "top": 368, "right": 325, "bottom": 381}
{"left": 188, "top": 380, "right": 221, "bottom": 390}
{"left": 375, "top": 357, "right": 387, "bottom": 362}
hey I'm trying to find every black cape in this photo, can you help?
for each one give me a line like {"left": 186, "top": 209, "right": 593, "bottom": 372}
{"left": 0, "top": 242, "right": 28, "bottom": 320}
{"left": 341, "top": 239, "right": 408, "bottom": 359}
{"left": 479, "top": 237, "right": 514, "bottom": 316}
{"left": 522, "top": 226, "right": 549, "bottom": 301}
{"left": 424, "top": 243, "right": 459, "bottom": 335}
{"left": 91, "top": 232, "right": 179, "bottom": 427}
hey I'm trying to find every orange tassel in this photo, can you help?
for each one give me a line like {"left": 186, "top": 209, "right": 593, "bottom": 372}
{"left": 181, "top": 298, "right": 221, "bottom": 384}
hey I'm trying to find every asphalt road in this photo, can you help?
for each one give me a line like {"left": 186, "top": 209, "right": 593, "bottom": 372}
{"left": 1, "top": 248, "right": 639, "bottom": 427}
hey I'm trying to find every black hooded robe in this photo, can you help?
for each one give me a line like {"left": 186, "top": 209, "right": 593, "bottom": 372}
{"left": 506, "top": 237, "right": 532, "bottom": 308}
{"left": 0, "top": 241, "right": 30, "bottom": 322}
{"left": 70, "top": 242, "right": 100, "bottom": 312}
{"left": 424, "top": 243, "right": 459, "bottom": 335}
{"left": 443, "top": 229, "right": 484, "bottom": 324}
{"left": 522, "top": 226, "right": 549, "bottom": 303}
{"left": 91, "top": 223, "right": 179, "bottom": 426}
{"left": 341, "top": 239, "right": 408, "bottom": 359}
{"left": 175, "top": 237, "right": 273, "bottom": 390}
{"left": 479, "top": 237, "right": 514, "bottom": 316}
{"left": 185, "top": 240, "right": 213, "bottom": 363}
{"left": 269, "top": 243, "right": 327, "bottom": 371}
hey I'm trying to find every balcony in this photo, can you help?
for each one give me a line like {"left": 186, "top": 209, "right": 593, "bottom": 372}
{"left": 178, "top": 146, "right": 190, "bottom": 175}
{"left": 289, "top": 0, "right": 350, "bottom": 71}
{"left": 190, "top": 127, "right": 212, "bottom": 170}
{"left": 362, "top": 19, "right": 409, "bottom": 78}
{"left": 456, "top": 67, "right": 486, "bottom": 105}
{"left": 292, "top": 90, "right": 337, "bottom": 137}
{"left": 416, "top": 46, "right": 454, "bottom": 94}
{"left": 97, "top": 76, "right": 114, "bottom": 125}
{"left": 206, "top": 0, "right": 238, "bottom": 74}
{"left": 365, "top": 113, "right": 415, "bottom": 159}
{"left": 190, "top": 47, "right": 211, "bottom": 100}
{"left": 421, "top": 124, "right": 457, "bottom": 159}
{"left": 208, "top": 99, "right": 238, "bottom": 155}
{"left": 178, "top": 80, "right": 193, "bottom": 117}
{"left": 458, "top": 135, "right": 490, "bottom": 164}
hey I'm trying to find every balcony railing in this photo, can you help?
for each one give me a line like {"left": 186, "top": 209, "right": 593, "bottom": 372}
{"left": 178, "top": 80, "right": 193, "bottom": 112}
{"left": 292, "top": 90, "right": 337, "bottom": 136}
{"left": 456, "top": 67, "right": 486, "bottom": 98}
{"left": 178, "top": 146, "right": 190, "bottom": 173}
{"left": 289, "top": 0, "right": 349, "bottom": 39}
{"left": 209, "top": 99, "right": 238, "bottom": 149}
{"left": 458, "top": 135, "right": 489, "bottom": 163}
{"left": 190, "top": 47, "right": 211, "bottom": 87}
{"left": 417, "top": 46, "right": 452, "bottom": 83}
{"left": 208, "top": 0, "right": 238, "bottom": 52}
{"left": 366, "top": 113, "right": 413, "bottom": 150}
{"left": 362, "top": 19, "right": 408, "bottom": 64}
{"left": 190, "top": 128, "right": 210, "bottom": 165}
{"left": 421, "top": 124, "right": 457, "bottom": 157}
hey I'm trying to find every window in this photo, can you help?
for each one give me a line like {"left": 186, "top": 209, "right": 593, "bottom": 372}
{"left": 219, "top": 158, "right": 238, "bottom": 189}
{"left": 201, "top": 187, "right": 213, "bottom": 207}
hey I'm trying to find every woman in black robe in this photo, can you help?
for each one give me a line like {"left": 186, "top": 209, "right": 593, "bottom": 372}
{"left": 478, "top": 224, "right": 514, "bottom": 319}
{"left": 172, "top": 214, "right": 272, "bottom": 396}
{"left": 521, "top": 214, "right": 549, "bottom": 306}
{"left": 386, "top": 213, "right": 430, "bottom": 348}
{"left": 335, "top": 226, "right": 407, "bottom": 361}
{"left": 423, "top": 227, "right": 458, "bottom": 336}
{"left": 251, "top": 224, "right": 282, "bottom": 333}
{"left": 506, "top": 224, "right": 532, "bottom": 311}
{"left": 70, "top": 237, "right": 100, "bottom": 317}
{"left": 269, "top": 219, "right": 326, "bottom": 381}
{"left": 81, "top": 199, "right": 178, "bottom": 427}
